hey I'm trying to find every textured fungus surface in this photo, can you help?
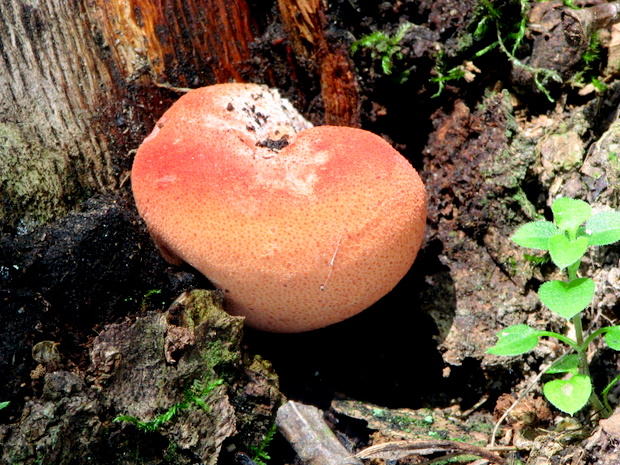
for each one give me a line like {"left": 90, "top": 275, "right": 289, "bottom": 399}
{"left": 132, "top": 83, "right": 427, "bottom": 332}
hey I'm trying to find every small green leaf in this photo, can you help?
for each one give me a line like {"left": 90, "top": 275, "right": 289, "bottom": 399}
{"left": 548, "top": 234, "right": 588, "bottom": 269}
{"left": 543, "top": 374, "right": 592, "bottom": 415}
{"left": 0, "top": 401, "right": 9, "bottom": 411}
{"left": 511, "top": 221, "right": 558, "bottom": 250}
{"left": 605, "top": 326, "right": 620, "bottom": 350}
{"left": 576, "top": 226, "right": 589, "bottom": 239}
{"left": 487, "top": 324, "right": 544, "bottom": 356}
{"left": 552, "top": 197, "right": 592, "bottom": 232}
{"left": 538, "top": 278, "right": 595, "bottom": 319}
{"left": 546, "top": 354, "right": 580, "bottom": 375}
{"left": 586, "top": 211, "right": 620, "bottom": 246}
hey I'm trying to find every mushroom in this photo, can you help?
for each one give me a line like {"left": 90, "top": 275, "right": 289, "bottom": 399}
{"left": 131, "top": 83, "right": 427, "bottom": 332}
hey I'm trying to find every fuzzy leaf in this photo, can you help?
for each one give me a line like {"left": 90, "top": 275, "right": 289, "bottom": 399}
{"left": 546, "top": 354, "right": 580, "bottom": 375}
{"left": 511, "top": 221, "right": 558, "bottom": 250}
{"left": 586, "top": 211, "right": 620, "bottom": 246}
{"left": 538, "top": 278, "right": 595, "bottom": 319}
{"left": 552, "top": 197, "right": 592, "bottom": 232}
{"left": 548, "top": 234, "right": 588, "bottom": 269}
{"left": 543, "top": 374, "right": 591, "bottom": 415}
{"left": 605, "top": 326, "right": 620, "bottom": 351}
{"left": 487, "top": 324, "right": 544, "bottom": 356}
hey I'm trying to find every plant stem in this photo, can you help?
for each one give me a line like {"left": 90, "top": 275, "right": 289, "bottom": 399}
{"left": 601, "top": 373, "right": 620, "bottom": 415}
{"left": 567, "top": 262, "right": 586, "bottom": 370}
{"left": 589, "top": 382, "right": 611, "bottom": 418}
{"left": 539, "top": 331, "right": 580, "bottom": 350}
{"left": 572, "top": 314, "right": 587, "bottom": 372}
{"left": 583, "top": 327, "right": 609, "bottom": 348}
{"left": 571, "top": 313, "right": 609, "bottom": 416}
{"left": 567, "top": 261, "right": 611, "bottom": 417}
{"left": 566, "top": 261, "right": 579, "bottom": 281}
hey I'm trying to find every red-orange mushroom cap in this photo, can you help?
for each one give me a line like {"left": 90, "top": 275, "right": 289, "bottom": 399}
{"left": 131, "top": 83, "right": 427, "bottom": 332}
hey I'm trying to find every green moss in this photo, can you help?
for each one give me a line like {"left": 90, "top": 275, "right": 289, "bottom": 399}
{"left": 114, "top": 378, "right": 224, "bottom": 433}
{"left": 432, "top": 0, "right": 531, "bottom": 96}
{"left": 0, "top": 122, "right": 79, "bottom": 230}
{"left": 572, "top": 31, "right": 606, "bottom": 91}
{"left": 351, "top": 22, "right": 412, "bottom": 77}
{"left": 249, "top": 422, "right": 277, "bottom": 465}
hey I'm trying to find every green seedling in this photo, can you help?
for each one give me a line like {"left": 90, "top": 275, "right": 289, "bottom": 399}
{"left": 140, "top": 288, "right": 163, "bottom": 310}
{"left": 488, "top": 197, "right": 620, "bottom": 416}
{"left": 351, "top": 22, "right": 412, "bottom": 77}
{"left": 0, "top": 401, "right": 9, "bottom": 411}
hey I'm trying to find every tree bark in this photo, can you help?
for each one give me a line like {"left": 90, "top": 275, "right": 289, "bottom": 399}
{"left": 0, "top": 0, "right": 260, "bottom": 232}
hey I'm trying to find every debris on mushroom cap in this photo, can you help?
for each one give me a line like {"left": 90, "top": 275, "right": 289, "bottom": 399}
{"left": 131, "top": 83, "right": 427, "bottom": 333}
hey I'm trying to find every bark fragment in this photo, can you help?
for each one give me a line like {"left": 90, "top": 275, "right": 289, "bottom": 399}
{"left": 277, "top": 0, "right": 360, "bottom": 126}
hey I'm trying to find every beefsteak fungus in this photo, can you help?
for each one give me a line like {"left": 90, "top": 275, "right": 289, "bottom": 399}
{"left": 131, "top": 83, "right": 426, "bottom": 332}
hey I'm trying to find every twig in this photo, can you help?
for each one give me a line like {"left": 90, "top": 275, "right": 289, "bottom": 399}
{"left": 276, "top": 401, "right": 363, "bottom": 465}
{"left": 152, "top": 81, "right": 194, "bottom": 94}
{"left": 355, "top": 439, "right": 504, "bottom": 464}
{"left": 563, "top": 2, "right": 620, "bottom": 48}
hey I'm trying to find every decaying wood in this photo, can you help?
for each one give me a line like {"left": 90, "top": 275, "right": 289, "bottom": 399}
{"left": 278, "top": 0, "right": 323, "bottom": 58}
{"left": 92, "top": 0, "right": 258, "bottom": 84}
{"left": 277, "top": 0, "right": 360, "bottom": 127}
{"left": 332, "top": 398, "right": 495, "bottom": 447}
{"left": 1, "top": 289, "right": 282, "bottom": 464}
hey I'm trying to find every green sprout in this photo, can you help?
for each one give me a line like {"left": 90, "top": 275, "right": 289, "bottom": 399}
{"left": 351, "top": 22, "right": 412, "bottom": 76}
{"left": 0, "top": 401, "right": 9, "bottom": 411}
{"left": 140, "top": 288, "right": 163, "bottom": 310}
{"left": 488, "top": 197, "right": 620, "bottom": 416}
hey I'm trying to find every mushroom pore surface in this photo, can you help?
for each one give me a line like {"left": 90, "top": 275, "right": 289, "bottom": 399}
{"left": 131, "top": 83, "right": 427, "bottom": 332}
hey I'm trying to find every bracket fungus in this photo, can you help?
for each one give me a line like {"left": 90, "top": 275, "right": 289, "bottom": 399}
{"left": 131, "top": 83, "right": 426, "bottom": 332}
